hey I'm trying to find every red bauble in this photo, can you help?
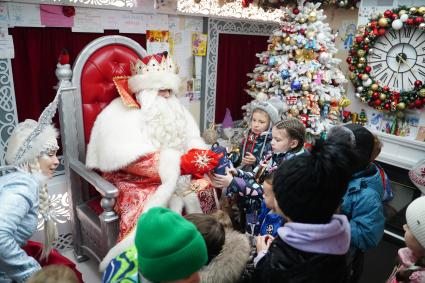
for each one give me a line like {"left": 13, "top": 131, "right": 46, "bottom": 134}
{"left": 383, "top": 86, "right": 390, "bottom": 92}
{"left": 373, "top": 28, "right": 379, "bottom": 36}
{"left": 415, "top": 99, "right": 423, "bottom": 108}
{"left": 384, "top": 10, "right": 392, "bottom": 18}
{"left": 357, "top": 73, "right": 364, "bottom": 79}
{"left": 384, "top": 103, "right": 390, "bottom": 110}
{"left": 407, "top": 18, "right": 415, "bottom": 25}
{"left": 372, "top": 92, "right": 379, "bottom": 99}
{"left": 293, "top": 8, "right": 299, "bottom": 14}
{"left": 363, "top": 45, "right": 369, "bottom": 51}
{"left": 371, "top": 21, "right": 377, "bottom": 28}
{"left": 355, "top": 36, "right": 363, "bottom": 43}
{"left": 368, "top": 101, "right": 374, "bottom": 107}
{"left": 378, "top": 28, "right": 386, "bottom": 36}
{"left": 374, "top": 99, "right": 382, "bottom": 106}
{"left": 349, "top": 66, "right": 356, "bottom": 71}
{"left": 409, "top": 102, "right": 416, "bottom": 109}
{"left": 364, "top": 31, "right": 369, "bottom": 36}
{"left": 299, "top": 28, "right": 306, "bottom": 35}
{"left": 415, "top": 80, "right": 423, "bottom": 88}
{"left": 351, "top": 49, "right": 357, "bottom": 56}
{"left": 365, "top": 66, "right": 372, "bottom": 73}
{"left": 346, "top": 57, "right": 352, "bottom": 64}
{"left": 416, "top": 17, "right": 424, "bottom": 24}
{"left": 58, "top": 49, "right": 69, "bottom": 65}
{"left": 391, "top": 13, "right": 398, "bottom": 20}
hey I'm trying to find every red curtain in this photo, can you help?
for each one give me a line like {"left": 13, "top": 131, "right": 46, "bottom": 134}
{"left": 10, "top": 27, "right": 146, "bottom": 122}
{"left": 215, "top": 33, "right": 269, "bottom": 123}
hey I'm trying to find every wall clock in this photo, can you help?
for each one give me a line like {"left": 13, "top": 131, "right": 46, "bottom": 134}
{"left": 347, "top": 6, "right": 425, "bottom": 113}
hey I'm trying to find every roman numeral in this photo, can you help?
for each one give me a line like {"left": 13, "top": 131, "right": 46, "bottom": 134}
{"left": 408, "top": 76, "right": 414, "bottom": 86}
{"left": 379, "top": 72, "right": 389, "bottom": 85}
{"left": 388, "top": 30, "right": 397, "bottom": 40}
{"left": 393, "top": 77, "right": 399, "bottom": 89}
{"left": 370, "top": 53, "right": 383, "bottom": 60}
{"left": 404, "top": 27, "right": 412, "bottom": 38}
{"left": 372, "top": 63, "right": 383, "bottom": 72}
{"left": 419, "top": 69, "right": 425, "bottom": 79}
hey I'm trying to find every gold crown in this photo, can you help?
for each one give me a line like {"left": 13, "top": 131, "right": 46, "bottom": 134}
{"left": 130, "top": 53, "right": 179, "bottom": 76}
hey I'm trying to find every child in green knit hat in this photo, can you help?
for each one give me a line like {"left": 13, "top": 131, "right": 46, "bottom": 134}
{"left": 102, "top": 207, "right": 208, "bottom": 283}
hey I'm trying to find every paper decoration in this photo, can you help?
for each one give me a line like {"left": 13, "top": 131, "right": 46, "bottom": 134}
{"left": 0, "top": 3, "right": 9, "bottom": 27}
{"left": 119, "top": 13, "right": 146, "bottom": 33}
{"left": 192, "top": 33, "right": 207, "bottom": 56}
{"left": 40, "top": 4, "right": 74, "bottom": 28}
{"left": 8, "top": 3, "right": 43, "bottom": 27}
{"left": 72, "top": 7, "right": 103, "bottom": 33}
{"left": 0, "top": 28, "right": 14, "bottom": 59}
{"left": 145, "top": 14, "right": 168, "bottom": 30}
{"left": 146, "top": 30, "right": 169, "bottom": 54}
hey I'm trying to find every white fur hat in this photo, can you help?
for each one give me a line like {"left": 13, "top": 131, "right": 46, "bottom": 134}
{"left": 249, "top": 97, "right": 288, "bottom": 124}
{"left": 409, "top": 160, "right": 425, "bottom": 194}
{"left": 5, "top": 119, "right": 58, "bottom": 165}
{"left": 406, "top": 196, "right": 425, "bottom": 249}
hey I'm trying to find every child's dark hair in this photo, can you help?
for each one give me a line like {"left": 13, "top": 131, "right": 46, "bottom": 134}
{"left": 184, "top": 213, "right": 225, "bottom": 263}
{"left": 273, "top": 139, "right": 356, "bottom": 224}
{"left": 327, "top": 124, "right": 374, "bottom": 172}
{"left": 274, "top": 118, "right": 305, "bottom": 151}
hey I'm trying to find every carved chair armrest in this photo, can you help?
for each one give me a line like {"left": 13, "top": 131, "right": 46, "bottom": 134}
{"left": 68, "top": 158, "right": 118, "bottom": 198}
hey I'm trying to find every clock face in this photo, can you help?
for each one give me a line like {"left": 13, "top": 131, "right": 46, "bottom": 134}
{"left": 367, "top": 26, "right": 425, "bottom": 92}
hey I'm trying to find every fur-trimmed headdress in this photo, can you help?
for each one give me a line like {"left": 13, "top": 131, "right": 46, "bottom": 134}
{"left": 5, "top": 120, "right": 58, "bottom": 166}
{"left": 128, "top": 51, "right": 181, "bottom": 96}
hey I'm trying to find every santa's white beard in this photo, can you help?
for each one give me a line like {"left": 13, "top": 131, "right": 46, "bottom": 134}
{"left": 137, "top": 89, "right": 187, "bottom": 150}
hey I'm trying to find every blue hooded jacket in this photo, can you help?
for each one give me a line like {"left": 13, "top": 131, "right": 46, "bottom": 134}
{"left": 341, "top": 163, "right": 385, "bottom": 252}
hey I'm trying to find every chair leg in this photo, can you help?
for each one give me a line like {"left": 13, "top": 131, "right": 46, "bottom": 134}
{"left": 100, "top": 197, "right": 119, "bottom": 257}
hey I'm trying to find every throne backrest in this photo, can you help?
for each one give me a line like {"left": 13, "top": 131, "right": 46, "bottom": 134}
{"left": 71, "top": 36, "right": 147, "bottom": 160}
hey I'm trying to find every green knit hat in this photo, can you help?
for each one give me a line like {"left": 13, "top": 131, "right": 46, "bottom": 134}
{"left": 135, "top": 207, "right": 207, "bottom": 282}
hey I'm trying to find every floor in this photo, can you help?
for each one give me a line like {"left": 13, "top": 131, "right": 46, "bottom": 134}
{"left": 61, "top": 249, "right": 102, "bottom": 283}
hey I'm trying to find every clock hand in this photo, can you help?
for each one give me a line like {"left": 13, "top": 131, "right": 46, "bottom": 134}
{"left": 397, "top": 54, "right": 414, "bottom": 70}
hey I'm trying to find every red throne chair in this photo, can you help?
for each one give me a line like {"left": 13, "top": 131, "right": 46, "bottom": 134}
{"left": 57, "top": 36, "right": 147, "bottom": 262}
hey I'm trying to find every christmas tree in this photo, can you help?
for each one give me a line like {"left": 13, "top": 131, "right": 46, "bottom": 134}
{"left": 244, "top": 0, "right": 348, "bottom": 138}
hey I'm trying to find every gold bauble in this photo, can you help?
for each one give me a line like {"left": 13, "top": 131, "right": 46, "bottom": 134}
{"left": 318, "top": 99, "right": 325, "bottom": 106}
{"left": 396, "top": 102, "right": 406, "bottom": 110}
{"left": 371, "top": 84, "right": 379, "bottom": 91}
{"left": 349, "top": 72, "right": 357, "bottom": 80}
{"left": 410, "top": 7, "right": 417, "bottom": 14}
{"left": 361, "top": 74, "right": 369, "bottom": 80}
{"left": 299, "top": 18, "right": 306, "bottom": 24}
{"left": 308, "top": 15, "right": 317, "bottom": 22}
{"left": 289, "top": 39, "right": 296, "bottom": 45}
{"left": 399, "top": 10, "right": 407, "bottom": 15}
{"left": 302, "top": 83, "right": 310, "bottom": 91}
{"left": 364, "top": 38, "right": 370, "bottom": 44}
{"left": 309, "top": 11, "right": 317, "bottom": 17}
{"left": 418, "top": 7, "right": 425, "bottom": 15}
{"left": 419, "top": 88, "right": 425, "bottom": 97}
{"left": 379, "top": 93, "right": 387, "bottom": 100}
{"left": 367, "top": 90, "right": 374, "bottom": 96}
{"left": 284, "top": 37, "right": 291, "bottom": 45}
{"left": 306, "top": 71, "right": 313, "bottom": 79}
{"left": 359, "top": 57, "right": 366, "bottom": 64}
{"left": 290, "top": 107, "right": 299, "bottom": 116}
{"left": 357, "top": 49, "right": 366, "bottom": 57}
{"left": 396, "top": 111, "right": 405, "bottom": 119}
{"left": 357, "top": 63, "right": 365, "bottom": 68}
{"left": 378, "top": 17, "right": 388, "bottom": 27}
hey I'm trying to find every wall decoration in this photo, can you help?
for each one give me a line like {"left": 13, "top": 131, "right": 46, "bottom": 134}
{"left": 347, "top": 6, "right": 425, "bottom": 113}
